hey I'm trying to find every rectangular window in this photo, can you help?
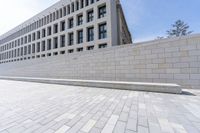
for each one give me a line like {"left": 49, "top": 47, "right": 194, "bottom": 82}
{"left": 54, "top": 23, "right": 58, "bottom": 33}
{"left": 87, "top": 27, "right": 94, "bottom": 42}
{"left": 68, "top": 49, "right": 74, "bottom": 53}
{"left": 77, "top": 14, "right": 83, "bottom": 26}
{"left": 28, "top": 45, "right": 31, "bottom": 54}
{"left": 37, "top": 42, "right": 40, "bottom": 53}
{"left": 42, "top": 41, "right": 46, "bottom": 51}
{"left": 60, "top": 8, "right": 63, "bottom": 18}
{"left": 87, "top": 10, "right": 94, "bottom": 22}
{"left": 42, "top": 29, "right": 46, "bottom": 38}
{"left": 32, "top": 43, "right": 35, "bottom": 53}
{"left": 47, "top": 26, "right": 52, "bottom": 36}
{"left": 37, "top": 31, "right": 40, "bottom": 39}
{"left": 68, "top": 33, "right": 74, "bottom": 46}
{"left": 53, "top": 37, "right": 58, "bottom": 49}
{"left": 63, "top": 7, "right": 67, "bottom": 16}
{"left": 47, "top": 39, "right": 51, "bottom": 50}
{"left": 87, "top": 45, "right": 94, "bottom": 50}
{"left": 80, "top": 0, "right": 84, "bottom": 8}
{"left": 99, "top": 43, "right": 107, "bottom": 49}
{"left": 68, "top": 18, "right": 74, "bottom": 28}
{"left": 77, "top": 47, "right": 83, "bottom": 52}
{"left": 99, "top": 5, "right": 106, "bottom": 18}
{"left": 60, "top": 21, "right": 65, "bottom": 31}
{"left": 85, "top": 0, "right": 89, "bottom": 6}
{"left": 32, "top": 33, "right": 36, "bottom": 41}
{"left": 28, "top": 35, "right": 31, "bottom": 42}
{"left": 60, "top": 35, "right": 65, "bottom": 47}
{"left": 24, "top": 46, "right": 27, "bottom": 55}
{"left": 99, "top": 23, "right": 107, "bottom": 39}
{"left": 77, "top": 30, "right": 83, "bottom": 44}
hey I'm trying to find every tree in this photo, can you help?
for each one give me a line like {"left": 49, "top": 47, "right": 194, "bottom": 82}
{"left": 167, "top": 20, "right": 193, "bottom": 37}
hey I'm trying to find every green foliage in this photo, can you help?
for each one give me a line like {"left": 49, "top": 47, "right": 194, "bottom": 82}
{"left": 167, "top": 20, "right": 193, "bottom": 37}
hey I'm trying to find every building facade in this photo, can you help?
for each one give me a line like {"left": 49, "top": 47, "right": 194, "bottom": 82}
{"left": 0, "top": 0, "right": 132, "bottom": 64}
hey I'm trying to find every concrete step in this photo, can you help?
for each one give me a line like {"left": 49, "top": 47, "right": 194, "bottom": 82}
{"left": 0, "top": 76, "right": 182, "bottom": 94}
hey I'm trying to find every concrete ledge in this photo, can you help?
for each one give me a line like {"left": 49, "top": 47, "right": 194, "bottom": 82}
{"left": 0, "top": 76, "right": 182, "bottom": 94}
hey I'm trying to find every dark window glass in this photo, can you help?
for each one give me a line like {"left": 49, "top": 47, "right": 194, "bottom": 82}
{"left": 60, "top": 35, "right": 65, "bottom": 47}
{"left": 99, "top": 5, "right": 106, "bottom": 18}
{"left": 87, "top": 27, "right": 94, "bottom": 42}
{"left": 99, "top": 23, "right": 107, "bottom": 39}
{"left": 77, "top": 30, "right": 83, "bottom": 44}
{"left": 87, "top": 10, "right": 94, "bottom": 22}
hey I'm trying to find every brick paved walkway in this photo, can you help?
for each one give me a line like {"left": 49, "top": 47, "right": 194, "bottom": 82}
{"left": 0, "top": 80, "right": 200, "bottom": 133}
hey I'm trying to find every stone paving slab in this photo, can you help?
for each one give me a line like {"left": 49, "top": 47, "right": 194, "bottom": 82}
{"left": 0, "top": 80, "right": 200, "bottom": 133}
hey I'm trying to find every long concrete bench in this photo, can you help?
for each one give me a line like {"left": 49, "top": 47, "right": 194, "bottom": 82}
{"left": 0, "top": 76, "right": 182, "bottom": 94}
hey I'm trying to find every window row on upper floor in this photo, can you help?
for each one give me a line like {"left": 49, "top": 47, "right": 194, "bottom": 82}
{"left": 0, "top": 5, "right": 107, "bottom": 52}
{"left": 0, "top": 42, "right": 108, "bottom": 63}
{"left": 0, "top": 0, "right": 104, "bottom": 45}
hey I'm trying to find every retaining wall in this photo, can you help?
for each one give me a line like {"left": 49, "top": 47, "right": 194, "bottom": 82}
{"left": 0, "top": 34, "right": 200, "bottom": 89}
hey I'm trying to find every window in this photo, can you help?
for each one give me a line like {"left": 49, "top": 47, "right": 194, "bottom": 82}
{"left": 47, "top": 26, "right": 52, "bottom": 36}
{"left": 28, "top": 35, "right": 31, "bottom": 42}
{"left": 90, "top": 0, "right": 94, "bottom": 4}
{"left": 68, "top": 33, "right": 74, "bottom": 46}
{"left": 63, "top": 7, "right": 67, "bottom": 16}
{"left": 32, "top": 33, "right": 36, "bottom": 41}
{"left": 60, "top": 35, "right": 65, "bottom": 47}
{"left": 87, "top": 45, "right": 94, "bottom": 50}
{"left": 60, "top": 8, "right": 63, "bottom": 18}
{"left": 54, "top": 23, "right": 58, "bottom": 33}
{"left": 80, "top": 0, "right": 84, "bottom": 8}
{"left": 68, "top": 49, "right": 74, "bottom": 53}
{"left": 24, "top": 46, "right": 27, "bottom": 55}
{"left": 85, "top": 0, "right": 89, "bottom": 6}
{"left": 87, "top": 10, "right": 94, "bottom": 22}
{"left": 42, "top": 41, "right": 46, "bottom": 51}
{"left": 53, "top": 37, "right": 58, "bottom": 49}
{"left": 37, "top": 31, "right": 40, "bottom": 39}
{"left": 77, "top": 47, "right": 83, "bottom": 52}
{"left": 68, "top": 18, "right": 74, "bottom": 28}
{"left": 32, "top": 43, "right": 35, "bottom": 53}
{"left": 37, "top": 42, "right": 40, "bottom": 53}
{"left": 72, "top": 3, "right": 74, "bottom": 12}
{"left": 42, "top": 29, "right": 46, "bottom": 38}
{"left": 99, "top": 43, "right": 107, "bottom": 49}
{"left": 67, "top": 5, "right": 70, "bottom": 14}
{"left": 87, "top": 27, "right": 94, "bottom": 42}
{"left": 99, "top": 5, "right": 106, "bottom": 18}
{"left": 60, "top": 51, "right": 65, "bottom": 54}
{"left": 77, "top": 30, "right": 83, "bottom": 44}
{"left": 99, "top": 23, "right": 107, "bottom": 39}
{"left": 24, "top": 36, "right": 27, "bottom": 44}
{"left": 47, "top": 39, "right": 51, "bottom": 50}
{"left": 21, "top": 47, "right": 23, "bottom": 56}
{"left": 28, "top": 45, "right": 31, "bottom": 54}
{"left": 76, "top": 1, "right": 79, "bottom": 11}
{"left": 77, "top": 14, "right": 83, "bottom": 26}
{"left": 60, "top": 21, "right": 65, "bottom": 31}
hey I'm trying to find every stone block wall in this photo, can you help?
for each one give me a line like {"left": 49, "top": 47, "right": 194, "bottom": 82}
{"left": 0, "top": 34, "right": 200, "bottom": 89}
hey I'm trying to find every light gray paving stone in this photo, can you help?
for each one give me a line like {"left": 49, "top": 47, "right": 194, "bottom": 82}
{"left": 113, "top": 121, "right": 126, "bottom": 133}
{"left": 119, "top": 112, "right": 129, "bottom": 122}
{"left": 0, "top": 80, "right": 200, "bottom": 133}
{"left": 126, "top": 118, "right": 137, "bottom": 132}
{"left": 138, "top": 126, "right": 149, "bottom": 133}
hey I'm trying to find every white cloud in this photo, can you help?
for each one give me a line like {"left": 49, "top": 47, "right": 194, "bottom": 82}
{"left": 0, "top": 0, "right": 59, "bottom": 36}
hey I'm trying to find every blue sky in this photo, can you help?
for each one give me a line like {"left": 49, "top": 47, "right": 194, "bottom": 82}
{"left": 121, "top": 0, "right": 200, "bottom": 42}
{"left": 0, "top": 0, "right": 200, "bottom": 42}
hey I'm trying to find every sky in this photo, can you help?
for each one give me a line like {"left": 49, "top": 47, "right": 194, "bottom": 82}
{"left": 0, "top": 0, "right": 200, "bottom": 42}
